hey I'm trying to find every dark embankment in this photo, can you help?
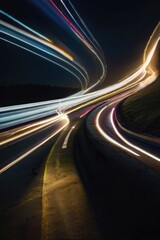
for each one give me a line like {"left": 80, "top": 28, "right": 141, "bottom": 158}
{"left": 74, "top": 118, "right": 160, "bottom": 240}
{"left": 0, "top": 84, "right": 79, "bottom": 107}
{"left": 117, "top": 76, "right": 160, "bottom": 137}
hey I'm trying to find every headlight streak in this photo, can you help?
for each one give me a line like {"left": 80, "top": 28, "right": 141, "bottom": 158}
{"left": 1, "top": 21, "right": 89, "bottom": 89}
{"left": 1, "top": 9, "right": 159, "bottom": 95}
{"left": 43, "top": 0, "right": 106, "bottom": 87}
{"left": 66, "top": 0, "right": 107, "bottom": 84}
{"left": 144, "top": 22, "right": 160, "bottom": 64}
{"left": 60, "top": 0, "right": 102, "bottom": 55}
{"left": 0, "top": 63, "right": 157, "bottom": 130}
{"left": 49, "top": 0, "right": 91, "bottom": 46}
{"left": 0, "top": 115, "right": 69, "bottom": 174}
{"left": 0, "top": 10, "right": 90, "bottom": 83}
{"left": 0, "top": 37, "right": 83, "bottom": 91}
{"left": 0, "top": 114, "right": 66, "bottom": 146}
{"left": 67, "top": 0, "right": 104, "bottom": 56}
{"left": 95, "top": 105, "right": 139, "bottom": 156}
{"left": 1, "top": 20, "right": 73, "bottom": 60}
{"left": 0, "top": 10, "right": 51, "bottom": 42}
{"left": 0, "top": 3, "right": 159, "bottom": 174}
{"left": 111, "top": 108, "right": 160, "bottom": 162}
{"left": 0, "top": 68, "right": 157, "bottom": 130}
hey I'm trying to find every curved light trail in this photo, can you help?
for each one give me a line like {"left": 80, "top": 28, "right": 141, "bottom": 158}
{"left": 0, "top": 115, "right": 69, "bottom": 174}
{"left": 111, "top": 108, "right": 160, "bottom": 162}
{"left": 0, "top": 19, "right": 89, "bottom": 89}
{"left": 0, "top": 0, "right": 159, "bottom": 174}
{"left": 0, "top": 10, "right": 51, "bottom": 42}
{"left": 95, "top": 105, "right": 140, "bottom": 157}
{"left": 0, "top": 37, "right": 84, "bottom": 91}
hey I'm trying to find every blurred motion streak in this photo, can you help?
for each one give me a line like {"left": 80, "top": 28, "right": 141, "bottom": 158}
{"left": 0, "top": 0, "right": 160, "bottom": 173}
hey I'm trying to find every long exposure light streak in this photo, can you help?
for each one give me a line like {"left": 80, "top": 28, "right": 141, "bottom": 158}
{"left": 1, "top": 19, "right": 89, "bottom": 89}
{"left": 50, "top": 0, "right": 91, "bottom": 48}
{"left": 0, "top": 115, "right": 69, "bottom": 174}
{"left": 68, "top": 0, "right": 104, "bottom": 55}
{"left": 111, "top": 108, "right": 160, "bottom": 162}
{"left": 0, "top": 10, "right": 90, "bottom": 79}
{"left": 0, "top": 114, "right": 66, "bottom": 146}
{"left": 35, "top": 0, "right": 106, "bottom": 86}
{"left": 0, "top": 0, "right": 159, "bottom": 174}
{"left": 0, "top": 10, "right": 51, "bottom": 42}
{"left": 1, "top": 21, "right": 73, "bottom": 60}
{"left": 66, "top": 0, "right": 106, "bottom": 83}
{"left": 0, "top": 37, "right": 84, "bottom": 91}
{"left": 60, "top": 0, "right": 102, "bottom": 55}
{"left": 95, "top": 105, "right": 139, "bottom": 156}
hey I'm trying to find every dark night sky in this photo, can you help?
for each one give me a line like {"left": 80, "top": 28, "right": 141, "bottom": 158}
{"left": 75, "top": 0, "right": 160, "bottom": 83}
{"left": 1, "top": 0, "right": 160, "bottom": 88}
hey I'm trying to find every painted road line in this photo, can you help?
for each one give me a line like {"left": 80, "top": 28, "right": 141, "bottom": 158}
{"left": 62, "top": 125, "right": 75, "bottom": 149}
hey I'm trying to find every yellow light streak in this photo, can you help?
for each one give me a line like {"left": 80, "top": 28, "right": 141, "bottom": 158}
{"left": 0, "top": 116, "right": 69, "bottom": 174}
{"left": 1, "top": 21, "right": 74, "bottom": 61}
{"left": 0, "top": 115, "right": 65, "bottom": 146}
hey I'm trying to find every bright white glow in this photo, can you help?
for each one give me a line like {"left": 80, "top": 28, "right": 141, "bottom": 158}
{"left": 95, "top": 106, "right": 139, "bottom": 156}
{"left": 0, "top": 116, "right": 69, "bottom": 174}
{"left": 111, "top": 108, "right": 160, "bottom": 162}
{"left": 0, "top": 114, "right": 65, "bottom": 146}
{"left": 0, "top": 9, "right": 159, "bottom": 174}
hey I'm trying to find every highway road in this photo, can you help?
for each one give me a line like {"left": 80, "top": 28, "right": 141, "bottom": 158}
{"left": 1, "top": 74, "right": 160, "bottom": 240}
{"left": 0, "top": 110, "right": 102, "bottom": 240}
{"left": 1, "top": 72, "right": 160, "bottom": 239}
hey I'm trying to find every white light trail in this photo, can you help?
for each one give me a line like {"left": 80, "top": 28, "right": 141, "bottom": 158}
{"left": 0, "top": 5, "right": 159, "bottom": 174}
{"left": 95, "top": 105, "right": 139, "bottom": 156}
{"left": 0, "top": 115, "right": 69, "bottom": 174}
{"left": 111, "top": 108, "right": 160, "bottom": 162}
{"left": 0, "top": 10, "right": 51, "bottom": 42}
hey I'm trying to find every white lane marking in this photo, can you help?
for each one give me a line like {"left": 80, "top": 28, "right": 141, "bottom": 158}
{"left": 62, "top": 126, "right": 75, "bottom": 149}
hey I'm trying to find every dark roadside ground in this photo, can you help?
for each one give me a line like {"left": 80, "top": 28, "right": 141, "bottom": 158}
{"left": 74, "top": 111, "right": 160, "bottom": 240}
{"left": 117, "top": 76, "right": 160, "bottom": 137}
